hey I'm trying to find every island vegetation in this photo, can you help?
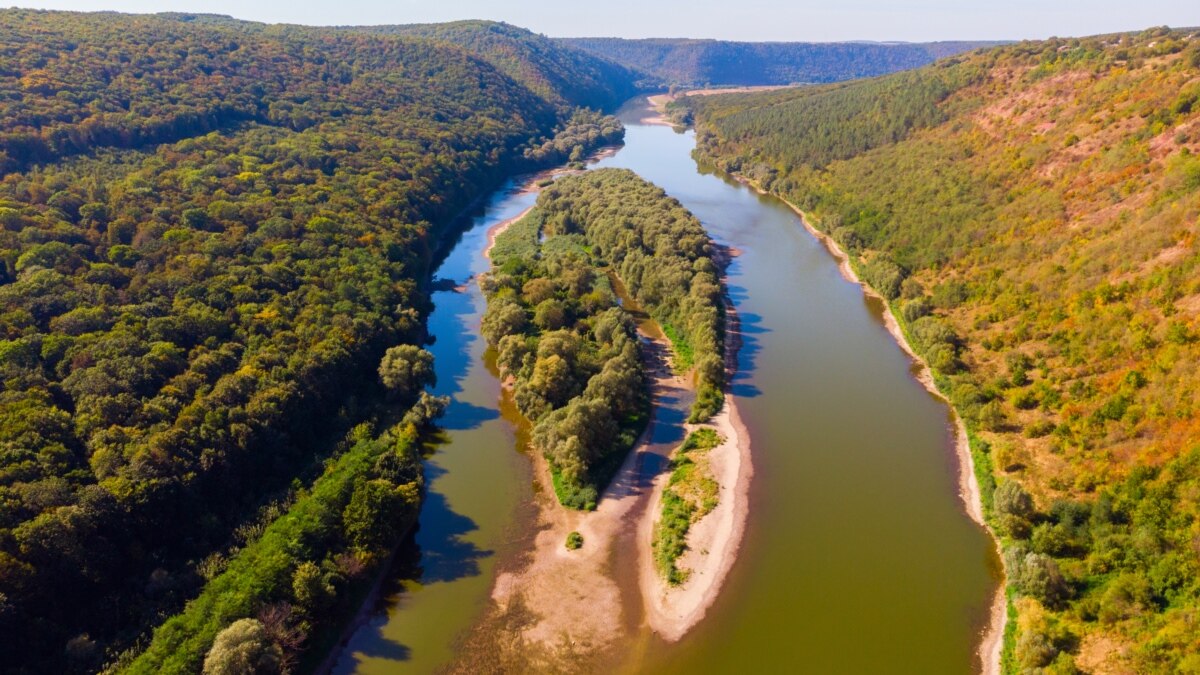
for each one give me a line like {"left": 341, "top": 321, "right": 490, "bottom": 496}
{"left": 481, "top": 168, "right": 725, "bottom": 508}
{"left": 679, "top": 27, "right": 1200, "bottom": 672}
{"left": 0, "top": 9, "right": 631, "bottom": 672}
{"left": 653, "top": 428, "right": 722, "bottom": 585}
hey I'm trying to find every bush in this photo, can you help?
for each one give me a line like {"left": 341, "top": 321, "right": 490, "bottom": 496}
{"left": 565, "top": 531, "right": 584, "bottom": 550}
{"left": 862, "top": 256, "right": 905, "bottom": 300}
{"left": 1008, "top": 550, "right": 1071, "bottom": 607}
{"left": 203, "top": 619, "right": 282, "bottom": 675}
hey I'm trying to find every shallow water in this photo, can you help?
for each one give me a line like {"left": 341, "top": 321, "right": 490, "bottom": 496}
{"left": 330, "top": 98, "right": 1001, "bottom": 674}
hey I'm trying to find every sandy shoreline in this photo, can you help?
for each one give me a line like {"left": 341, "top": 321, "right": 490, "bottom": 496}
{"left": 734, "top": 174, "right": 1006, "bottom": 675}
{"left": 638, "top": 245, "right": 752, "bottom": 641}
{"left": 484, "top": 319, "right": 693, "bottom": 664}
{"left": 637, "top": 402, "right": 752, "bottom": 642}
{"left": 646, "top": 86, "right": 793, "bottom": 124}
{"left": 482, "top": 204, "right": 534, "bottom": 260}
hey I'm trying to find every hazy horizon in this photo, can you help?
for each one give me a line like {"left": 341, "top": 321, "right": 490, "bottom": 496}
{"left": 6, "top": 1, "right": 1198, "bottom": 42}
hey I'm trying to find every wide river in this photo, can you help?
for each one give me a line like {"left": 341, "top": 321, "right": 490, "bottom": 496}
{"left": 331, "top": 98, "right": 1001, "bottom": 673}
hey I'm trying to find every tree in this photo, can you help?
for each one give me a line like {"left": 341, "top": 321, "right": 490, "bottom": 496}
{"left": 291, "top": 561, "right": 335, "bottom": 613}
{"left": 995, "top": 480, "right": 1035, "bottom": 538}
{"left": 400, "top": 391, "right": 449, "bottom": 430}
{"left": 202, "top": 619, "right": 282, "bottom": 675}
{"left": 533, "top": 298, "right": 568, "bottom": 330}
{"left": 1006, "top": 550, "right": 1071, "bottom": 608}
{"left": 343, "top": 479, "right": 417, "bottom": 552}
{"left": 378, "top": 345, "right": 435, "bottom": 399}
{"left": 480, "top": 298, "right": 528, "bottom": 345}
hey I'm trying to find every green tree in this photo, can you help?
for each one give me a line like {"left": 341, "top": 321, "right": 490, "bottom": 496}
{"left": 202, "top": 619, "right": 282, "bottom": 675}
{"left": 343, "top": 479, "right": 417, "bottom": 552}
{"left": 291, "top": 561, "right": 334, "bottom": 613}
{"left": 378, "top": 345, "right": 436, "bottom": 399}
{"left": 995, "top": 480, "right": 1035, "bottom": 538}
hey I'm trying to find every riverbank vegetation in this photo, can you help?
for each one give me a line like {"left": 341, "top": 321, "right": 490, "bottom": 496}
{"left": 0, "top": 9, "right": 632, "bottom": 671}
{"left": 681, "top": 27, "right": 1200, "bottom": 672}
{"left": 126, "top": 399, "right": 442, "bottom": 673}
{"left": 653, "top": 428, "right": 722, "bottom": 585}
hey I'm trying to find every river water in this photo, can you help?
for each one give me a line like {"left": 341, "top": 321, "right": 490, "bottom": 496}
{"left": 330, "top": 98, "right": 1001, "bottom": 674}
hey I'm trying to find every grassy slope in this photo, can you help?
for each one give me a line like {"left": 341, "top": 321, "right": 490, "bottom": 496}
{"left": 687, "top": 28, "right": 1200, "bottom": 673}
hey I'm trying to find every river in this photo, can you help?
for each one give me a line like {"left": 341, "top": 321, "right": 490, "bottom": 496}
{"left": 329, "top": 97, "right": 1002, "bottom": 674}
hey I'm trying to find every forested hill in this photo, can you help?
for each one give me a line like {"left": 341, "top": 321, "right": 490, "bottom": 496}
{"left": 0, "top": 9, "right": 628, "bottom": 673}
{"left": 681, "top": 27, "right": 1200, "bottom": 672}
{"left": 557, "top": 37, "right": 1002, "bottom": 87}
{"left": 351, "top": 21, "right": 641, "bottom": 112}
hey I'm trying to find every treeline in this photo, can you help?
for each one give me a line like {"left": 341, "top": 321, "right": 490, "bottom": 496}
{"left": 523, "top": 108, "right": 624, "bottom": 166}
{"left": 681, "top": 61, "right": 986, "bottom": 170}
{"left": 0, "top": 9, "right": 628, "bottom": 673}
{"left": 128, "top": 394, "right": 442, "bottom": 674}
{"left": 536, "top": 168, "right": 726, "bottom": 421}
{"left": 481, "top": 209, "right": 648, "bottom": 509}
{"left": 685, "top": 27, "right": 1200, "bottom": 672}
{"left": 558, "top": 37, "right": 1000, "bottom": 88}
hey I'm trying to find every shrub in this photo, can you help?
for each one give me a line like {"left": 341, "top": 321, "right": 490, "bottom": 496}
{"left": 565, "top": 531, "right": 584, "bottom": 550}
{"left": 202, "top": 619, "right": 282, "bottom": 675}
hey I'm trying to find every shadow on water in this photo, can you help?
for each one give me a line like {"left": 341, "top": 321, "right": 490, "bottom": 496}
{"left": 728, "top": 300, "right": 766, "bottom": 399}
{"left": 427, "top": 293, "right": 480, "bottom": 397}
{"left": 344, "top": 626, "right": 412, "bottom": 665}
{"left": 410, "top": 461, "right": 493, "bottom": 585}
{"left": 436, "top": 400, "right": 499, "bottom": 431}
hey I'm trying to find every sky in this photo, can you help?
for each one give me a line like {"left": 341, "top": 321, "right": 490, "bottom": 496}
{"left": 9, "top": 1, "right": 1199, "bottom": 42}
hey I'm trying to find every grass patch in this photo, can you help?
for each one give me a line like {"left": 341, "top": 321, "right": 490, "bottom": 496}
{"left": 652, "top": 428, "right": 723, "bottom": 585}
{"left": 661, "top": 323, "right": 695, "bottom": 371}
{"left": 489, "top": 208, "right": 543, "bottom": 266}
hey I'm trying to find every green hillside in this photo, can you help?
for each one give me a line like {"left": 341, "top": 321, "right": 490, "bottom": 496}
{"left": 680, "top": 26, "right": 1200, "bottom": 673}
{"left": 0, "top": 9, "right": 625, "bottom": 673}
{"left": 361, "top": 21, "right": 641, "bottom": 111}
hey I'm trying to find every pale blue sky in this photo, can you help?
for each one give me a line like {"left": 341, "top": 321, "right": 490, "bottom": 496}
{"left": 10, "top": 1, "right": 1199, "bottom": 41}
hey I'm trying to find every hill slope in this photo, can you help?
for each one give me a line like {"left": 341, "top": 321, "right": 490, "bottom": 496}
{"left": 682, "top": 26, "right": 1200, "bottom": 673}
{"left": 558, "top": 37, "right": 1002, "bottom": 87}
{"left": 359, "top": 21, "right": 641, "bottom": 111}
{"left": 0, "top": 9, "right": 626, "bottom": 673}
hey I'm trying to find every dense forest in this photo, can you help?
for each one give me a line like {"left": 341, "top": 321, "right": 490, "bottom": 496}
{"left": 536, "top": 169, "right": 726, "bottom": 422}
{"left": 558, "top": 37, "right": 1001, "bottom": 88}
{"left": 0, "top": 9, "right": 630, "bottom": 673}
{"left": 481, "top": 168, "right": 725, "bottom": 507}
{"left": 681, "top": 27, "right": 1200, "bottom": 673}
{"left": 351, "top": 21, "right": 641, "bottom": 112}
{"left": 483, "top": 209, "right": 648, "bottom": 509}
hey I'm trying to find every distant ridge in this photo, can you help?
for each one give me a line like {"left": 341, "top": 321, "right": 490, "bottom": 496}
{"left": 557, "top": 37, "right": 1006, "bottom": 87}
